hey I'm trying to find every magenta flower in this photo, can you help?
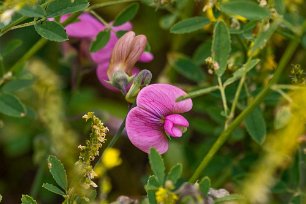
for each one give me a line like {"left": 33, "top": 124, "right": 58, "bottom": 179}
{"left": 126, "top": 84, "right": 193, "bottom": 154}
{"left": 61, "top": 13, "right": 154, "bottom": 91}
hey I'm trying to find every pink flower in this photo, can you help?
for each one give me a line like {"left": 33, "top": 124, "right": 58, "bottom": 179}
{"left": 62, "top": 13, "right": 154, "bottom": 91}
{"left": 126, "top": 84, "right": 193, "bottom": 154}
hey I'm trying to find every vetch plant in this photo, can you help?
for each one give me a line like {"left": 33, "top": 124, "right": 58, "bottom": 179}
{"left": 1, "top": 0, "right": 306, "bottom": 203}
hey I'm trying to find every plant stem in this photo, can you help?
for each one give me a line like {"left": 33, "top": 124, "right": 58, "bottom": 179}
{"left": 217, "top": 77, "right": 229, "bottom": 121}
{"left": 176, "top": 85, "right": 219, "bottom": 101}
{"left": 189, "top": 27, "right": 304, "bottom": 183}
{"left": 107, "top": 117, "right": 126, "bottom": 148}
{"left": 9, "top": 38, "right": 48, "bottom": 73}
{"left": 89, "top": 10, "right": 109, "bottom": 26}
{"left": 88, "top": 0, "right": 139, "bottom": 11}
{"left": 30, "top": 161, "right": 47, "bottom": 198}
{"left": 226, "top": 58, "right": 252, "bottom": 126}
{"left": 0, "top": 16, "right": 28, "bottom": 37}
{"left": 3, "top": 18, "right": 45, "bottom": 33}
{"left": 299, "top": 142, "right": 306, "bottom": 203}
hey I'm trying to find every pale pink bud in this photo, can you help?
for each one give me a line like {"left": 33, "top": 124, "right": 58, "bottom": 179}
{"left": 107, "top": 31, "right": 147, "bottom": 80}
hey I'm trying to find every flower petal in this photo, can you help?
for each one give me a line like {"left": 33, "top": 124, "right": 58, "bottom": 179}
{"left": 96, "top": 63, "right": 118, "bottom": 91}
{"left": 139, "top": 51, "right": 154, "bottom": 62}
{"left": 112, "top": 22, "right": 133, "bottom": 32}
{"left": 165, "top": 114, "right": 189, "bottom": 127}
{"left": 136, "top": 84, "right": 193, "bottom": 117}
{"left": 164, "top": 114, "right": 189, "bottom": 138}
{"left": 126, "top": 107, "right": 168, "bottom": 154}
{"left": 62, "top": 13, "right": 104, "bottom": 38}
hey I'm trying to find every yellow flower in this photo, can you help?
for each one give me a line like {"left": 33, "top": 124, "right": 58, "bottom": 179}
{"left": 156, "top": 187, "right": 178, "bottom": 204}
{"left": 94, "top": 148, "right": 122, "bottom": 177}
{"left": 102, "top": 148, "right": 122, "bottom": 169}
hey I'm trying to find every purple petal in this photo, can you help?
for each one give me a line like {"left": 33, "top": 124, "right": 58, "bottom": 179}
{"left": 126, "top": 107, "right": 168, "bottom": 154}
{"left": 164, "top": 114, "right": 189, "bottom": 138}
{"left": 96, "top": 63, "right": 118, "bottom": 91}
{"left": 112, "top": 22, "right": 133, "bottom": 32}
{"left": 165, "top": 114, "right": 189, "bottom": 126}
{"left": 62, "top": 13, "right": 104, "bottom": 38}
{"left": 139, "top": 52, "right": 154, "bottom": 62}
{"left": 136, "top": 84, "right": 193, "bottom": 117}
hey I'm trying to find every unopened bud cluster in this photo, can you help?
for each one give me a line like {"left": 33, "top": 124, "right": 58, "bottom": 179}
{"left": 205, "top": 57, "right": 219, "bottom": 74}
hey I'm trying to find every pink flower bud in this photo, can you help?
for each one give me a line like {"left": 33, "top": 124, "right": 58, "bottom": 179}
{"left": 107, "top": 31, "right": 147, "bottom": 80}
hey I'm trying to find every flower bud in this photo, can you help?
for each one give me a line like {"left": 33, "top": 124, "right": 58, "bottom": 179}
{"left": 107, "top": 31, "right": 147, "bottom": 81}
{"left": 125, "top": 69, "right": 152, "bottom": 103}
{"left": 110, "top": 70, "right": 130, "bottom": 94}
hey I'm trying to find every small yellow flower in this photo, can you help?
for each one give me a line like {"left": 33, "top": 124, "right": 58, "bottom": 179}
{"left": 102, "top": 148, "right": 122, "bottom": 169}
{"left": 155, "top": 187, "right": 178, "bottom": 204}
{"left": 94, "top": 148, "right": 122, "bottom": 177}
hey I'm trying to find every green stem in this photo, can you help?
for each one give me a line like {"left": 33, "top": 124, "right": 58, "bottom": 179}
{"left": 226, "top": 58, "right": 252, "bottom": 126}
{"left": 176, "top": 85, "right": 219, "bottom": 101}
{"left": 0, "top": 16, "right": 28, "bottom": 37}
{"left": 217, "top": 77, "right": 229, "bottom": 119}
{"left": 299, "top": 143, "right": 306, "bottom": 203}
{"left": 87, "top": 0, "right": 139, "bottom": 10}
{"left": 189, "top": 28, "right": 304, "bottom": 183}
{"left": 0, "top": 56, "right": 4, "bottom": 77}
{"left": 9, "top": 38, "right": 48, "bottom": 73}
{"left": 3, "top": 18, "right": 45, "bottom": 33}
{"left": 89, "top": 10, "right": 109, "bottom": 26}
{"left": 30, "top": 161, "right": 47, "bottom": 198}
{"left": 107, "top": 117, "right": 126, "bottom": 148}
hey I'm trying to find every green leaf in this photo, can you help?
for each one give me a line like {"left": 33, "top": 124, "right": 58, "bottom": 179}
{"left": 224, "top": 59, "right": 260, "bottom": 86}
{"left": 146, "top": 175, "right": 158, "bottom": 204}
{"left": 170, "top": 55, "right": 205, "bottom": 82}
{"left": 113, "top": 3, "right": 139, "bottom": 26}
{"left": 42, "top": 183, "right": 66, "bottom": 196}
{"left": 1, "top": 79, "right": 33, "bottom": 92}
{"left": 34, "top": 21, "right": 68, "bottom": 42}
{"left": 192, "top": 40, "right": 212, "bottom": 65}
{"left": 21, "top": 195, "right": 37, "bottom": 204}
{"left": 159, "top": 14, "right": 177, "bottom": 29}
{"left": 149, "top": 148, "right": 165, "bottom": 185}
{"left": 170, "top": 17, "right": 210, "bottom": 34}
{"left": 116, "top": 30, "right": 128, "bottom": 38}
{"left": 248, "top": 20, "right": 281, "bottom": 56}
{"left": 0, "top": 194, "right": 2, "bottom": 202}
{"left": 145, "top": 175, "right": 160, "bottom": 191}
{"left": 215, "top": 194, "right": 245, "bottom": 203}
{"left": 220, "top": 0, "right": 270, "bottom": 20}
{"left": 47, "top": 155, "right": 68, "bottom": 192}
{"left": 244, "top": 107, "right": 266, "bottom": 145}
{"left": 0, "top": 93, "right": 26, "bottom": 117}
{"left": 18, "top": 5, "right": 46, "bottom": 17}
{"left": 212, "top": 21, "right": 231, "bottom": 76}
{"left": 166, "top": 163, "right": 182, "bottom": 185}
{"left": 0, "top": 39, "right": 22, "bottom": 57}
{"left": 199, "top": 177, "right": 211, "bottom": 196}
{"left": 46, "top": 0, "right": 89, "bottom": 17}
{"left": 147, "top": 191, "right": 157, "bottom": 204}
{"left": 90, "top": 30, "right": 111, "bottom": 52}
